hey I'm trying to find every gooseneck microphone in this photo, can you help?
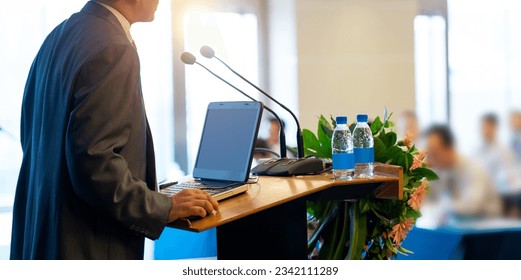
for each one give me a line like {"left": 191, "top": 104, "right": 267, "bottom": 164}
{"left": 180, "top": 52, "right": 288, "bottom": 158}
{"left": 200, "top": 46, "right": 305, "bottom": 159}
{"left": 199, "top": 46, "right": 325, "bottom": 176}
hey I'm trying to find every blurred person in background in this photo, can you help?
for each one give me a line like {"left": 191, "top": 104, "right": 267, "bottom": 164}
{"left": 267, "top": 117, "right": 283, "bottom": 155}
{"left": 505, "top": 110, "right": 521, "bottom": 218}
{"left": 266, "top": 118, "right": 296, "bottom": 158}
{"left": 475, "top": 113, "right": 516, "bottom": 195}
{"left": 420, "top": 125, "right": 501, "bottom": 227}
{"left": 512, "top": 110, "right": 521, "bottom": 161}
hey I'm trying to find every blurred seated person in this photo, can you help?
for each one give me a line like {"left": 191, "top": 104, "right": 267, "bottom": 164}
{"left": 421, "top": 125, "right": 501, "bottom": 227}
{"left": 511, "top": 110, "right": 521, "bottom": 161}
{"left": 506, "top": 110, "right": 521, "bottom": 217}
{"left": 475, "top": 113, "right": 516, "bottom": 195}
{"left": 267, "top": 117, "right": 296, "bottom": 158}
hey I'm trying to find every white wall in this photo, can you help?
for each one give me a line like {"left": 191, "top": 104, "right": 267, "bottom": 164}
{"left": 295, "top": 0, "right": 417, "bottom": 129}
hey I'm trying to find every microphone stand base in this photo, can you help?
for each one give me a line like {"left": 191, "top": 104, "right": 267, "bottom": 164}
{"left": 251, "top": 158, "right": 326, "bottom": 176}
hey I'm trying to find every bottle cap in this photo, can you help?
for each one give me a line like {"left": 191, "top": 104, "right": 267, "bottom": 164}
{"left": 357, "top": 114, "right": 368, "bottom": 123}
{"left": 336, "top": 116, "right": 347, "bottom": 125}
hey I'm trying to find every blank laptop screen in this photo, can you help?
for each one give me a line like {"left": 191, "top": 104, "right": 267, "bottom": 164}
{"left": 193, "top": 101, "right": 263, "bottom": 182}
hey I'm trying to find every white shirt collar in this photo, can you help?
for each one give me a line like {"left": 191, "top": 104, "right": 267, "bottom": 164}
{"left": 94, "top": 1, "right": 133, "bottom": 44}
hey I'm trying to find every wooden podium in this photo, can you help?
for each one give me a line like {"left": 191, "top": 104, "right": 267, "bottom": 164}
{"left": 169, "top": 163, "right": 403, "bottom": 259}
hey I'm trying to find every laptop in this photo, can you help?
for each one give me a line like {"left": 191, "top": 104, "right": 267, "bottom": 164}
{"left": 160, "top": 101, "right": 263, "bottom": 201}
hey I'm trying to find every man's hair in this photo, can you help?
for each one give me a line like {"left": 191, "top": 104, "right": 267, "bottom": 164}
{"left": 482, "top": 113, "right": 499, "bottom": 125}
{"left": 426, "top": 124, "right": 455, "bottom": 148}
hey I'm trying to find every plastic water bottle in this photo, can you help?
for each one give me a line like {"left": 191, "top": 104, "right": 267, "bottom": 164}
{"left": 331, "top": 116, "right": 354, "bottom": 180}
{"left": 353, "top": 114, "right": 374, "bottom": 178}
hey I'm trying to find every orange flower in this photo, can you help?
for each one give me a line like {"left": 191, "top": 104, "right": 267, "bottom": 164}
{"left": 410, "top": 151, "right": 426, "bottom": 171}
{"left": 389, "top": 218, "right": 414, "bottom": 245}
{"left": 408, "top": 180, "right": 428, "bottom": 210}
{"left": 403, "top": 132, "right": 414, "bottom": 148}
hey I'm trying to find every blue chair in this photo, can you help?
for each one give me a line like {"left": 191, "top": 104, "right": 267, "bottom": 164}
{"left": 396, "top": 227, "right": 463, "bottom": 260}
{"left": 154, "top": 228, "right": 217, "bottom": 260}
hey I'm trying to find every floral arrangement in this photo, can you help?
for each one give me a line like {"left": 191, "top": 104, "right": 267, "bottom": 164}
{"left": 305, "top": 112, "right": 438, "bottom": 260}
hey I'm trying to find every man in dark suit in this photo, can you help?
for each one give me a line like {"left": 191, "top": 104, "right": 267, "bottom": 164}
{"left": 11, "top": 0, "right": 219, "bottom": 259}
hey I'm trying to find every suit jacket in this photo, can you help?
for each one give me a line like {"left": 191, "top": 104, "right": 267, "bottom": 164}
{"left": 10, "top": 1, "right": 172, "bottom": 259}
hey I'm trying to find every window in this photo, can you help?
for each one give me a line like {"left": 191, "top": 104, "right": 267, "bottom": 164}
{"left": 414, "top": 15, "right": 448, "bottom": 130}
{"left": 448, "top": 0, "right": 521, "bottom": 154}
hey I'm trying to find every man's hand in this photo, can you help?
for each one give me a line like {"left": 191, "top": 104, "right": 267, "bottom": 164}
{"left": 167, "top": 189, "right": 219, "bottom": 222}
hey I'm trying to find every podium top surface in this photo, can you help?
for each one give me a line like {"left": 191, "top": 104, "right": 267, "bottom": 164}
{"left": 169, "top": 163, "right": 403, "bottom": 232}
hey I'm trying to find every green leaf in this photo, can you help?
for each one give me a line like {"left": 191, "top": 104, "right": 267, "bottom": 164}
{"left": 405, "top": 209, "right": 422, "bottom": 219}
{"left": 374, "top": 138, "right": 388, "bottom": 163}
{"left": 347, "top": 202, "right": 368, "bottom": 260}
{"left": 302, "top": 129, "right": 322, "bottom": 157}
{"left": 402, "top": 174, "right": 410, "bottom": 187}
{"left": 318, "top": 115, "right": 334, "bottom": 138}
{"left": 370, "top": 208, "right": 391, "bottom": 225}
{"left": 302, "top": 129, "right": 320, "bottom": 147}
{"left": 308, "top": 201, "right": 333, "bottom": 219}
{"left": 317, "top": 116, "right": 333, "bottom": 158}
{"left": 386, "top": 146, "right": 403, "bottom": 163}
{"left": 397, "top": 246, "right": 414, "bottom": 255}
{"left": 411, "top": 168, "right": 439, "bottom": 181}
{"left": 330, "top": 115, "right": 337, "bottom": 127}
{"left": 320, "top": 206, "right": 343, "bottom": 259}
{"left": 307, "top": 201, "right": 315, "bottom": 217}
{"left": 359, "top": 199, "right": 371, "bottom": 214}
{"left": 393, "top": 152, "right": 413, "bottom": 171}
{"left": 349, "top": 123, "right": 356, "bottom": 132}
{"left": 384, "top": 112, "right": 395, "bottom": 127}
{"left": 333, "top": 203, "right": 350, "bottom": 259}
{"left": 370, "top": 116, "right": 383, "bottom": 135}
{"left": 385, "top": 237, "right": 393, "bottom": 249}
{"left": 382, "top": 132, "right": 397, "bottom": 148}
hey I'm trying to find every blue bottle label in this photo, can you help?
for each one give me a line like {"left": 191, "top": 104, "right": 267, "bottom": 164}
{"left": 354, "top": 147, "right": 374, "bottom": 164}
{"left": 332, "top": 153, "right": 354, "bottom": 170}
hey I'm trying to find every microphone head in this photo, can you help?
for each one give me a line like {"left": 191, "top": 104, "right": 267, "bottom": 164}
{"left": 180, "top": 52, "right": 196, "bottom": 65}
{"left": 200, "top": 45, "right": 215, "bottom": 59}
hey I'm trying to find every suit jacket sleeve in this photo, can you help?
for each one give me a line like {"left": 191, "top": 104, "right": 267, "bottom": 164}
{"left": 65, "top": 42, "right": 172, "bottom": 240}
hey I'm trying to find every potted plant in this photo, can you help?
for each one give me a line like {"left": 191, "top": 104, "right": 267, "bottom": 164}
{"left": 304, "top": 111, "right": 438, "bottom": 259}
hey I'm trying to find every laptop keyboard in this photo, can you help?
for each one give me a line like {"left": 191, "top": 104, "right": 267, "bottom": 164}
{"left": 160, "top": 182, "right": 234, "bottom": 197}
